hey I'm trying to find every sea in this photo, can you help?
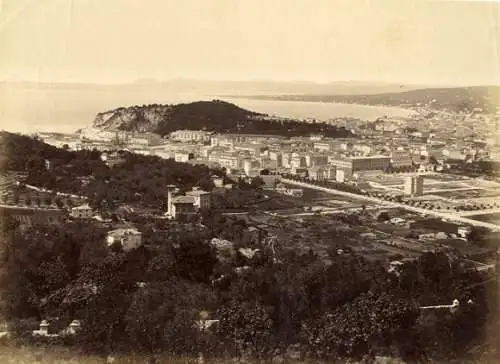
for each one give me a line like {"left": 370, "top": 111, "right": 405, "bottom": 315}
{"left": 0, "top": 85, "right": 415, "bottom": 135}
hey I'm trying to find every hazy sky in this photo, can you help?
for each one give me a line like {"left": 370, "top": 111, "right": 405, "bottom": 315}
{"left": 1, "top": 0, "right": 499, "bottom": 85}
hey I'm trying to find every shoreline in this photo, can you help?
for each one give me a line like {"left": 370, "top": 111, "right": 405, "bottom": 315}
{"left": 221, "top": 94, "right": 455, "bottom": 114}
{"left": 221, "top": 95, "right": 419, "bottom": 117}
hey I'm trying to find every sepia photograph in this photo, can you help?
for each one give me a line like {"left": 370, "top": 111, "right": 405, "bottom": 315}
{"left": 0, "top": 0, "right": 500, "bottom": 363}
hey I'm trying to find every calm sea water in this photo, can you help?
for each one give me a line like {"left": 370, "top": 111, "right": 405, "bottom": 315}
{"left": 0, "top": 86, "right": 414, "bottom": 134}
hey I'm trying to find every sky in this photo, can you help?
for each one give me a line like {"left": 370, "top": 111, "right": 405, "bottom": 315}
{"left": 0, "top": 0, "right": 499, "bottom": 85}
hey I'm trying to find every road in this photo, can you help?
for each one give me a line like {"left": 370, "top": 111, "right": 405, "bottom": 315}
{"left": 274, "top": 205, "right": 383, "bottom": 217}
{"left": 0, "top": 204, "right": 63, "bottom": 211}
{"left": 457, "top": 208, "right": 500, "bottom": 217}
{"left": 21, "top": 183, "right": 86, "bottom": 200}
{"left": 281, "top": 179, "right": 500, "bottom": 231}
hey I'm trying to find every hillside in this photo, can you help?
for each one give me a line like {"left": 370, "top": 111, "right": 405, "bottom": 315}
{"left": 234, "top": 86, "right": 500, "bottom": 113}
{"left": 92, "top": 99, "right": 352, "bottom": 137}
{"left": 0, "top": 132, "right": 225, "bottom": 209}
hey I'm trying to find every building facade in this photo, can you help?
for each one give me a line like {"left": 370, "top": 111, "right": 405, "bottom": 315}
{"left": 167, "top": 185, "right": 212, "bottom": 219}
{"left": 330, "top": 156, "right": 391, "bottom": 172}
{"left": 404, "top": 175, "right": 424, "bottom": 196}
{"left": 218, "top": 154, "right": 240, "bottom": 169}
{"left": 174, "top": 151, "right": 193, "bottom": 163}
{"left": 70, "top": 204, "right": 93, "bottom": 219}
{"left": 170, "top": 130, "right": 212, "bottom": 143}
{"left": 186, "top": 187, "right": 211, "bottom": 210}
{"left": 106, "top": 228, "right": 143, "bottom": 252}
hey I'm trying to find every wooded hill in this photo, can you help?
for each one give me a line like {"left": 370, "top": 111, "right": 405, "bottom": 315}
{"left": 92, "top": 100, "right": 353, "bottom": 137}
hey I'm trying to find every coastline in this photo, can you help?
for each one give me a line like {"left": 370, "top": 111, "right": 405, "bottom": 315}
{"left": 222, "top": 94, "right": 424, "bottom": 113}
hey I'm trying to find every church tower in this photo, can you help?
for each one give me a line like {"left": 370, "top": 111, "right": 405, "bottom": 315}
{"left": 166, "top": 185, "right": 178, "bottom": 216}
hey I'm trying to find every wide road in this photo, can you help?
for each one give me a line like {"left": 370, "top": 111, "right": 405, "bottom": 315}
{"left": 282, "top": 179, "right": 500, "bottom": 231}
{"left": 457, "top": 208, "right": 500, "bottom": 217}
{"left": 0, "top": 204, "right": 63, "bottom": 211}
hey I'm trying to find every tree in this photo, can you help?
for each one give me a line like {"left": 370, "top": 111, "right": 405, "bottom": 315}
{"left": 124, "top": 280, "right": 214, "bottom": 355}
{"left": 467, "top": 227, "right": 489, "bottom": 245}
{"left": 377, "top": 211, "right": 390, "bottom": 222}
{"left": 215, "top": 300, "right": 275, "bottom": 360}
{"left": 303, "top": 292, "right": 419, "bottom": 361}
{"left": 250, "top": 176, "right": 264, "bottom": 190}
{"left": 172, "top": 238, "right": 217, "bottom": 283}
{"left": 54, "top": 197, "right": 64, "bottom": 209}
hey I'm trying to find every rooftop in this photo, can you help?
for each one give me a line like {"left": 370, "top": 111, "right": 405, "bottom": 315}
{"left": 72, "top": 204, "right": 92, "bottom": 210}
{"left": 107, "top": 228, "right": 141, "bottom": 237}
{"left": 172, "top": 195, "right": 195, "bottom": 204}
{"left": 186, "top": 189, "right": 210, "bottom": 196}
{"left": 349, "top": 155, "right": 391, "bottom": 160}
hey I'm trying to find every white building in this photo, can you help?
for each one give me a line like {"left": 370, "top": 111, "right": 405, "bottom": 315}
{"left": 32, "top": 320, "right": 81, "bottom": 337}
{"left": 404, "top": 175, "right": 424, "bottom": 196}
{"left": 306, "top": 154, "right": 329, "bottom": 167}
{"left": 313, "top": 142, "right": 334, "bottom": 152}
{"left": 275, "top": 183, "right": 303, "bottom": 197}
{"left": 170, "top": 130, "right": 212, "bottom": 143}
{"left": 390, "top": 151, "right": 413, "bottom": 168}
{"left": 281, "top": 153, "right": 292, "bottom": 168}
{"left": 101, "top": 151, "right": 126, "bottom": 168}
{"left": 336, "top": 168, "right": 351, "bottom": 182}
{"left": 218, "top": 154, "right": 240, "bottom": 169}
{"left": 308, "top": 166, "right": 335, "bottom": 181}
{"left": 174, "top": 151, "right": 193, "bottom": 163}
{"left": 457, "top": 226, "right": 472, "bottom": 239}
{"left": 70, "top": 204, "right": 93, "bottom": 219}
{"left": 290, "top": 155, "right": 306, "bottom": 169}
{"left": 186, "top": 187, "right": 211, "bottom": 210}
{"left": 167, "top": 185, "right": 212, "bottom": 219}
{"left": 106, "top": 228, "right": 143, "bottom": 252}
{"left": 211, "top": 175, "right": 224, "bottom": 188}
{"left": 243, "top": 159, "right": 252, "bottom": 176}
{"left": 211, "top": 135, "right": 234, "bottom": 147}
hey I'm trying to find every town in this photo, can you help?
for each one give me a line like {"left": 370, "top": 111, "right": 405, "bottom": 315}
{"left": 0, "top": 99, "right": 499, "bottom": 361}
{"left": 0, "top": 101, "right": 498, "bottom": 362}
{"left": 33, "top": 103, "right": 500, "bottom": 234}
{"left": 2, "top": 0, "right": 500, "bottom": 361}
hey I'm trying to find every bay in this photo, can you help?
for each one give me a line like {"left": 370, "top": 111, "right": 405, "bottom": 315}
{"left": 0, "top": 84, "right": 414, "bottom": 134}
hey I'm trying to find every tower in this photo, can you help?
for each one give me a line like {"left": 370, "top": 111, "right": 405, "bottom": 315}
{"left": 404, "top": 175, "right": 424, "bottom": 196}
{"left": 166, "top": 185, "right": 178, "bottom": 216}
{"left": 243, "top": 159, "right": 252, "bottom": 176}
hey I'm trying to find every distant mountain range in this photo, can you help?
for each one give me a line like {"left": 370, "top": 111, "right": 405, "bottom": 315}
{"left": 127, "top": 78, "right": 430, "bottom": 95}
{"left": 3, "top": 80, "right": 497, "bottom": 110}
{"left": 228, "top": 86, "right": 500, "bottom": 113}
{"left": 0, "top": 79, "right": 428, "bottom": 95}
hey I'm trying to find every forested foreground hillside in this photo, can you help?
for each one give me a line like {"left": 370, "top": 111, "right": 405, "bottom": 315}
{"left": 0, "top": 213, "right": 497, "bottom": 363}
{"left": 0, "top": 132, "right": 227, "bottom": 209}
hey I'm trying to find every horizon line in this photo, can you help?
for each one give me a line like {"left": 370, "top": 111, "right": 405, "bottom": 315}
{"left": 1, "top": 78, "right": 499, "bottom": 88}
